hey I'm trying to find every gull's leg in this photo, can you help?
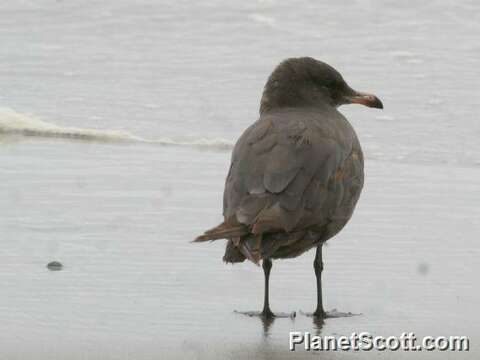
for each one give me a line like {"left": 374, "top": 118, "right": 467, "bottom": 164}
{"left": 313, "top": 245, "right": 326, "bottom": 317}
{"left": 261, "top": 258, "right": 274, "bottom": 317}
{"left": 234, "top": 258, "right": 295, "bottom": 319}
{"left": 301, "top": 243, "right": 360, "bottom": 319}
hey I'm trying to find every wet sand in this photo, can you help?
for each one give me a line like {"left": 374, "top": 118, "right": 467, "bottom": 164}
{"left": 0, "top": 143, "right": 478, "bottom": 359}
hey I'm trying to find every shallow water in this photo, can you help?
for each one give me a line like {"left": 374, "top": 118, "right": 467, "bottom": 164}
{"left": 0, "top": 0, "right": 479, "bottom": 359}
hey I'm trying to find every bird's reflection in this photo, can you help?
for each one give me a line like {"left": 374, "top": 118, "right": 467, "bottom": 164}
{"left": 235, "top": 310, "right": 297, "bottom": 338}
{"left": 260, "top": 315, "right": 275, "bottom": 337}
{"left": 312, "top": 315, "right": 325, "bottom": 335}
{"left": 254, "top": 313, "right": 326, "bottom": 337}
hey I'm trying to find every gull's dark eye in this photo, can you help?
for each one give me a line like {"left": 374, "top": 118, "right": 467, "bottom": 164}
{"left": 325, "top": 79, "right": 348, "bottom": 105}
{"left": 320, "top": 75, "right": 342, "bottom": 91}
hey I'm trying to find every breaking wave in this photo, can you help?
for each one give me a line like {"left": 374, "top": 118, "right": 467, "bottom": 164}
{"left": 0, "top": 108, "right": 234, "bottom": 150}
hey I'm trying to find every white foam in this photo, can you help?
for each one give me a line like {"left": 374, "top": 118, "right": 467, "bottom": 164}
{"left": 427, "top": 98, "right": 444, "bottom": 105}
{"left": 0, "top": 107, "right": 234, "bottom": 151}
{"left": 248, "top": 13, "right": 276, "bottom": 27}
{"left": 150, "top": 137, "right": 234, "bottom": 150}
{"left": 389, "top": 50, "right": 417, "bottom": 59}
{"left": 0, "top": 107, "right": 144, "bottom": 142}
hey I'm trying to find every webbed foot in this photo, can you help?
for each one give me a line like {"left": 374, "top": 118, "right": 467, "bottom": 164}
{"left": 300, "top": 308, "right": 361, "bottom": 318}
{"left": 234, "top": 310, "right": 296, "bottom": 319}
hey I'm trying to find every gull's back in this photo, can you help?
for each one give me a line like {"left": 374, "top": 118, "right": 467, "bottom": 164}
{"left": 220, "top": 106, "right": 364, "bottom": 263}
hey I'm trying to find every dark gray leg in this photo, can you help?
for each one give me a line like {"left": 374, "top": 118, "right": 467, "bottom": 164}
{"left": 261, "top": 258, "right": 274, "bottom": 318}
{"left": 300, "top": 243, "right": 360, "bottom": 319}
{"left": 313, "top": 245, "right": 326, "bottom": 317}
{"left": 234, "top": 258, "right": 295, "bottom": 318}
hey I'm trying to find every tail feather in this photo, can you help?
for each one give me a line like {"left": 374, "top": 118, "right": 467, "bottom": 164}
{"left": 194, "top": 221, "right": 248, "bottom": 242}
{"left": 223, "top": 238, "right": 246, "bottom": 263}
{"left": 238, "top": 237, "right": 262, "bottom": 265}
{"left": 194, "top": 218, "right": 262, "bottom": 266}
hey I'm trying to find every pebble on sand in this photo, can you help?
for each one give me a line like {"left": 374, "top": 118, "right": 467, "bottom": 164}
{"left": 47, "top": 261, "right": 63, "bottom": 271}
{"left": 417, "top": 262, "right": 429, "bottom": 275}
